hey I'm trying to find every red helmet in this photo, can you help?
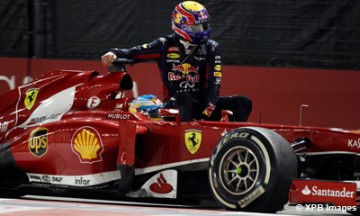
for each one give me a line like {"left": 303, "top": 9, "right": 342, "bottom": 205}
{"left": 171, "top": 1, "right": 211, "bottom": 44}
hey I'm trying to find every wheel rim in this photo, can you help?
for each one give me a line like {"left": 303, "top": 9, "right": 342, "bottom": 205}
{"left": 219, "top": 146, "right": 260, "bottom": 196}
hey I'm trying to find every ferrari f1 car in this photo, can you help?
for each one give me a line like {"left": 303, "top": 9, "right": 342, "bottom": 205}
{"left": 0, "top": 59, "right": 359, "bottom": 213}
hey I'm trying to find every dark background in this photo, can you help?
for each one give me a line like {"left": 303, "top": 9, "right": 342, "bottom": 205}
{"left": 1, "top": 0, "right": 360, "bottom": 69}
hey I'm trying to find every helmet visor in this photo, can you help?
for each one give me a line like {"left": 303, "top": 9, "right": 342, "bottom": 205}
{"left": 184, "top": 23, "right": 210, "bottom": 33}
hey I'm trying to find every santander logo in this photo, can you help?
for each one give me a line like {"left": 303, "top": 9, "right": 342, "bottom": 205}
{"left": 149, "top": 174, "right": 173, "bottom": 194}
{"left": 141, "top": 170, "right": 177, "bottom": 199}
{"left": 302, "top": 185, "right": 311, "bottom": 195}
{"left": 301, "top": 184, "right": 355, "bottom": 198}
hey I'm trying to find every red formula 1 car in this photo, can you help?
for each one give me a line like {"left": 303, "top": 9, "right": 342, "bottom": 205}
{"left": 0, "top": 59, "right": 359, "bottom": 213}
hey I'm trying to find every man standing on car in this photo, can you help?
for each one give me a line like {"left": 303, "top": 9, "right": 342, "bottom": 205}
{"left": 101, "top": 1, "right": 252, "bottom": 122}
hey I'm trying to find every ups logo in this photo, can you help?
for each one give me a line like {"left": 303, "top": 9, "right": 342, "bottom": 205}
{"left": 29, "top": 127, "right": 48, "bottom": 157}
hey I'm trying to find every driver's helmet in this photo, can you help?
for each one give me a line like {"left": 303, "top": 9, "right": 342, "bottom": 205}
{"left": 171, "top": 1, "right": 211, "bottom": 44}
{"left": 128, "top": 94, "right": 164, "bottom": 118}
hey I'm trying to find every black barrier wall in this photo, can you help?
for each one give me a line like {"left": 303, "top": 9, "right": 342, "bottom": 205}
{"left": 1, "top": 0, "right": 360, "bottom": 69}
{"left": 0, "top": 0, "right": 30, "bottom": 57}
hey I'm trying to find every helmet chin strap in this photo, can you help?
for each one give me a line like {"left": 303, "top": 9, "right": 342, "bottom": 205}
{"left": 179, "top": 39, "right": 196, "bottom": 47}
{"left": 179, "top": 38, "right": 207, "bottom": 56}
{"left": 179, "top": 39, "right": 197, "bottom": 54}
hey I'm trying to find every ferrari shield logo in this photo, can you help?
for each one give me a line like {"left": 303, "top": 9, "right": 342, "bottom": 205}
{"left": 24, "top": 89, "right": 39, "bottom": 110}
{"left": 185, "top": 130, "right": 202, "bottom": 154}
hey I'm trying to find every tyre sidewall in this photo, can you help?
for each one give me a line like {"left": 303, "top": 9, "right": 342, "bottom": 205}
{"left": 209, "top": 127, "right": 294, "bottom": 212}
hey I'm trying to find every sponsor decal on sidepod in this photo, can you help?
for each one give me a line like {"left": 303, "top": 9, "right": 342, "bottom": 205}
{"left": 348, "top": 138, "right": 360, "bottom": 149}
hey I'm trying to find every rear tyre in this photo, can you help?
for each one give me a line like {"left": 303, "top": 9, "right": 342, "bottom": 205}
{"left": 208, "top": 127, "right": 298, "bottom": 213}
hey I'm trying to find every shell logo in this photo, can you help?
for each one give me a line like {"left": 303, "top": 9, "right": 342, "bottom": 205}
{"left": 71, "top": 126, "right": 104, "bottom": 163}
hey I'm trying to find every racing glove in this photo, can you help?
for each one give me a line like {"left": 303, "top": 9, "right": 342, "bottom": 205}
{"left": 202, "top": 103, "right": 216, "bottom": 118}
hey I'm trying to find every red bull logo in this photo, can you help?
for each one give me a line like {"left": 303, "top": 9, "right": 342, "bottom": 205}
{"left": 172, "top": 63, "right": 198, "bottom": 75}
{"left": 168, "top": 72, "right": 199, "bottom": 83}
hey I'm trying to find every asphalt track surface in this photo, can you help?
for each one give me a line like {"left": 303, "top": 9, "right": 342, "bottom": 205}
{"left": 0, "top": 196, "right": 353, "bottom": 216}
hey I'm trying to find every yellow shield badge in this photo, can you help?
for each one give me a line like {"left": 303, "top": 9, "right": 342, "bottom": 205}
{"left": 185, "top": 130, "right": 202, "bottom": 154}
{"left": 24, "top": 89, "right": 39, "bottom": 110}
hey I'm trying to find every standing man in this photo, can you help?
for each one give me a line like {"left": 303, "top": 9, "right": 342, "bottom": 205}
{"left": 102, "top": 1, "right": 252, "bottom": 121}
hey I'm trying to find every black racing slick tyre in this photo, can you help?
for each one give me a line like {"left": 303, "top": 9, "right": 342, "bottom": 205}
{"left": 208, "top": 127, "right": 298, "bottom": 213}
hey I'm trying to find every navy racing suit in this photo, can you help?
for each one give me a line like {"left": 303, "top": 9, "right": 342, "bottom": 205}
{"left": 109, "top": 34, "right": 221, "bottom": 120}
{"left": 109, "top": 34, "right": 251, "bottom": 121}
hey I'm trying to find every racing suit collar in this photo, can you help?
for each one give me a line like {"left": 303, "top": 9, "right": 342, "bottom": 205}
{"left": 179, "top": 39, "right": 197, "bottom": 54}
